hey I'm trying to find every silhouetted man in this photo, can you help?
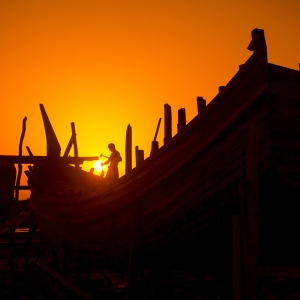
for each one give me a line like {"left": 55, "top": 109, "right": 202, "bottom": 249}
{"left": 101, "top": 143, "right": 122, "bottom": 182}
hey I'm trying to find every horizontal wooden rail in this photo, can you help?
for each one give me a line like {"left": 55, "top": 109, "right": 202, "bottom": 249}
{"left": 14, "top": 186, "right": 30, "bottom": 190}
{"left": 0, "top": 155, "right": 98, "bottom": 164}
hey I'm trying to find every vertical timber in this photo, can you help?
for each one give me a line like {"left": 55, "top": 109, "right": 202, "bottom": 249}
{"left": 177, "top": 108, "right": 186, "bottom": 133}
{"left": 126, "top": 124, "right": 132, "bottom": 174}
{"left": 164, "top": 104, "right": 172, "bottom": 144}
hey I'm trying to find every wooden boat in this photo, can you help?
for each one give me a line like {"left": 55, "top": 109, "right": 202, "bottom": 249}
{"left": 26, "top": 29, "right": 300, "bottom": 269}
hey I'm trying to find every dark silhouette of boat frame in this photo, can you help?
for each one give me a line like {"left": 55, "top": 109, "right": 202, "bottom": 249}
{"left": 26, "top": 29, "right": 300, "bottom": 275}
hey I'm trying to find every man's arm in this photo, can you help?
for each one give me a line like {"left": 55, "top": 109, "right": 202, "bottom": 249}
{"left": 102, "top": 155, "right": 112, "bottom": 166}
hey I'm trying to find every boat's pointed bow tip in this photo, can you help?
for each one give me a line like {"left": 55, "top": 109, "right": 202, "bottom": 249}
{"left": 247, "top": 28, "right": 266, "bottom": 52}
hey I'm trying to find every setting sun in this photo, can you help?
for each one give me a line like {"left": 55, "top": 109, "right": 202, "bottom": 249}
{"left": 94, "top": 160, "right": 105, "bottom": 172}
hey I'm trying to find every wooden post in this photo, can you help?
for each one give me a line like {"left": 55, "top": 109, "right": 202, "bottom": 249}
{"left": 164, "top": 104, "right": 172, "bottom": 144}
{"left": 135, "top": 146, "right": 144, "bottom": 167}
{"left": 135, "top": 146, "right": 139, "bottom": 167}
{"left": 196, "top": 97, "right": 206, "bottom": 115}
{"left": 0, "top": 161, "right": 16, "bottom": 221}
{"left": 232, "top": 214, "right": 241, "bottom": 300}
{"left": 63, "top": 134, "right": 75, "bottom": 157}
{"left": 177, "top": 108, "right": 186, "bottom": 133}
{"left": 138, "top": 150, "right": 144, "bottom": 163}
{"left": 219, "top": 86, "right": 225, "bottom": 92}
{"left": 71, "top": 122, "right": 79, "bottom": 169}
{"left": 151, "top": 141, "right": 159, "bottom": 156}
{"left": 126, "top": 124, "right": 132, "bottom": 174}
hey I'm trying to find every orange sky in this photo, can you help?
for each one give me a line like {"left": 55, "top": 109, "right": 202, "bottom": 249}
{"left": 0, "top": 0, "right": 299, "bottom": 199}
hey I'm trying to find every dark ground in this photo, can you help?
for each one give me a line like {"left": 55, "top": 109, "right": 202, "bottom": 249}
{"left": 1, "top": 252, "right": 300, "bottom": 300}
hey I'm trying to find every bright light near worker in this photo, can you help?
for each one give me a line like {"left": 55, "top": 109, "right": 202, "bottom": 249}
{"left": 94, "top": 160, "right": 105, "bottom": 172}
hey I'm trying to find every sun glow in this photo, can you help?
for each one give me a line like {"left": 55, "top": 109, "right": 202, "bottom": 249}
{"left": 94, "top": 160, "right": 105, "bottom": 172}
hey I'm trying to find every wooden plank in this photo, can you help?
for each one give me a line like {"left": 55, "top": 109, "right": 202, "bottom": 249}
{"left": 257, "top": 265, "right": 300, "bottom": 279}
{"left": 13, "top": 185, "right": 30, "bottom": 190}
{"left": 35, "top": 261, "right": 96, "bottom": 300}
{"left": 0, "top": 155, "right": 98, "bottom": 164}
{"left": 0, "top": 211, "right": 30, "bottom": 235}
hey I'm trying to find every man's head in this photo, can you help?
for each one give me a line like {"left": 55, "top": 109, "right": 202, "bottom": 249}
{"left": 108, "top": 143, "right": 115, "bottom": 152}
